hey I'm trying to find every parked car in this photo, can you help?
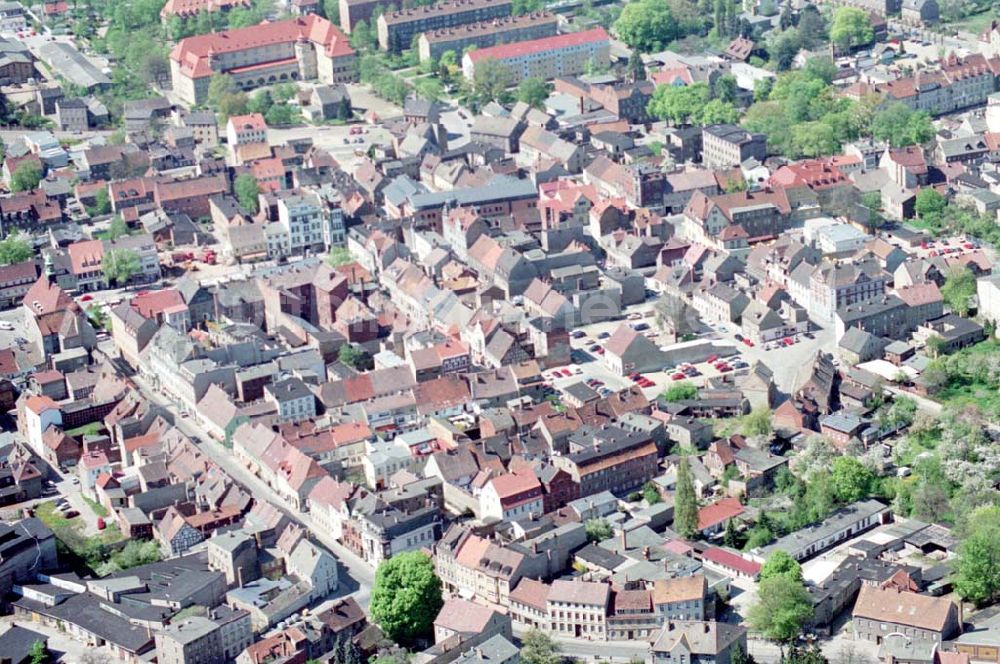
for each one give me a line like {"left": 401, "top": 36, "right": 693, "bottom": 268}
{"left": 64, "top": 510, "right": 79, "bottom": 519}
{"left": 97, "top": 518, "right": 106, "bottom": 530}
{"left": 672, "top": 372, "right": 686, "bottom": 381}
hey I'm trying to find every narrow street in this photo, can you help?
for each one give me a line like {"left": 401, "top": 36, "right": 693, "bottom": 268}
{"left": 128, "top": 371, "right": 376, "bottom": 608}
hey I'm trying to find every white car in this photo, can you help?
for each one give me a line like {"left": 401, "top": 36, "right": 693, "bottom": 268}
{"left": 0, "top": 321, "right": 13, "bottom": 331}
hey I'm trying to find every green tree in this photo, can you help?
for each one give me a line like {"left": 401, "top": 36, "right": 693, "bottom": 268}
{"left": 234, "top": 173, "right": 261, "bottom": 214}
{"left": 731, "top": 643, "right": 757, "bottom": 664}
{"left": 89, "top": 187, "right": 112, "bottom": 217}
{"left": 102, "top": 248, "right": 141, "bottom": 286}
{"left": 871, "top": 103, "right": 935, "bottom": 147}
{"left": 941, "top": 266, "right": 976, "bottom": 317}
{"left": 663, "top": 382, "right": 698, "bottom": 402}
{"left": 723, "top": 516, "right": 738, "bottom": 547}
{"left": 955, "top": 505, "right": 1000, "bottom": 607}
{"left": 647, "top": 82, "right": 710, "bottom": 125}
{"left": 759, "top": 550, "right": 802, "bottom": 582}
{"left": 699, "top": 98, "right": 741, "bottom": 125}
{"left": 742, "top": 407, "right": 773, "bottom": 437}
{"left": 338, "top": 342, "right": 366, "bottom": 368}
{"left": 323, "top": 0, "right": 340, "bottom": 24}
{"left": 585, "top": 517, "right": 613, "bottom": 543}
{"left": 470, "top": 58, "right": 512, "bottom": 105}
{"left": 105, "top": 215, "right": 130, "bottom": 241}
{"left": 830, "top": 7, "right": 874, "bottom": 51}
{"left": 643, "top": 481, "right": 662, "bottom": 504}
{"left": 11, "top": 161, "right": 42, "bottom": 192}
{"left": 628, "top": 50, "right": 646, "bottom": 82}
{"left": 713, "top": 73, "right": 738, "bottom": 104}
{"left": 0, "top": 233, "right": 33, "bottom": 265}
{"left": 747, "top": 574, "right": 814, "bottom": 651}
{"left": 831, "top": 457, "right": 874, "bottom": 504}
{"left": 520, "top": 629, "right": 561, "bottom": 664}
{"left": 29, "top": 641, "right": 47, "bottom": 664}
{"left": 350, "top": 19, "right": 375, "bottom": 50}
{"left": 439, "top": 50, "right": 458, "bottom": 72}
{"left": 370, "top": 551, "right": 443, "bottom": 647}
{"left": 207, "top": 74, "right": 235, "bottom": 108}
{"left": 915, "top": 188, "right": 946, "bottom": 220}
{"left": 516, "top": 77, "right": 550, "bottom": 109}
{"left": 614, "top": 0, "right": 681, "bottom": 53}
{"left": 674, "top": 456, "right": 699, "bottom": 539}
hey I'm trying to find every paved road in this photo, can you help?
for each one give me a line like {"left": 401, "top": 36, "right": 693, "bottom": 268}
{"left": 128, "top": 370, "right": 376, "bottom": 608}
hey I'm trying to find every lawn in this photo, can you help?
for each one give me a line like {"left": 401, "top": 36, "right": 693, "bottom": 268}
{"left": 36, "top": 500, "right": 124, "bottom": 564}
{"left": 83, "top": 495, "right": 109, "bottom": 518}
{"left": 931, "top": 339, "right": 1000, "bottom": 415}
{"left": 64, "top": 422, "right": 104, "bottom": 437}
{"left": 947, "top": 11, "right": 995, "bottom": 35}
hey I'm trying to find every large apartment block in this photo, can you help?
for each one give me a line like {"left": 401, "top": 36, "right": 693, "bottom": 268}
{"left": 170, "top": 15, "right": 357, "bottom": 105}
{"left": 462, "top": 28, "right": 610, "bottom": 86}
{"left": 702, "top": 124, "right": 768, "bottom": 169}
{"left": 417, "top": 12, "right": 558, "bottom": 63}
{"left": 377, "top": 0, "right": 513, "bottom": 52}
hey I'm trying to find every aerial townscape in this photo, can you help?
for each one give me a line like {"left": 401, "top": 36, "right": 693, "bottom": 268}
{"left": 1, "top": 0, "right": 1000, "bottom": 662}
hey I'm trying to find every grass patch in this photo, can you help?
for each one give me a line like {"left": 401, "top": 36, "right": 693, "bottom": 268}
{"left": 82, "top": 496, "right": 109, "bottom": 518}
{"left": 65, "top": 422, "right": 104, "bottom": 437}
{"left": 947, "top": 11, "right": 995, "bottom": 34}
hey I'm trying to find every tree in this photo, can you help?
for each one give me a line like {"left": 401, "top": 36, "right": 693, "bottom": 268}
{"left": 647, "top": 82, "right": 710, "bottom": 125}
{"left": 941, "top": 266, "right": 976, "bottom": 317}
{"left": 11, "top": 161, "right": 42, "bottom": 192}
{"left": 585, "top": 517, "right": 613, "bottom": 543}
{"left": 0, "top": 233, "right": 33, "bottom": 265}
{"left": 516, "top": 77, "right": 550, "bottom": 109}
{"left": 350, "top": 19, "right": 375, "bottom": 50}
{"left": 234, "top": 173, "right": 261, "bottom": 214}
{"left": 747, "top": 574, "right": 815, "bottom": 650}
{"left": 323, "top": 0, "right": 340, "bottom": 24}
{"left": 871, "top": 102, "right": 935, "bottom": 147}
{"left": 915, "top": 188, "right": 946, "bottom": 220}
{"left": 102, "top": 248, "right": 140, "bottom": 286}
{"left": 138, "top": 51, "right": 170, "bottom": 85}
{"left": 370, "top": 551, "right": 443, "bottom": 647}
{"left": 713, "top": 73, "right": 738, "bottom": 105}
{"left": 830, "top": 7, "right": 874, "bottom": 51}
{"left": 89, "top": 187, "right": 112, "bottom": 217}
{"left": 614, "top": 0, "right": 681, "bottom": 53}
{"left": 338, "top": 343, "right": 370, "bottom": 369}
{"left": 105, "top": 215, "right": 130, "bottom": 241}
{"left": 207, "top": 74, "right": 235, "bottom": 108}
{"left": 643, "top": 481, "right": 662, "bottom": 504}
{"left": 760, "top": 550, "right": 802, "bottom": 582}
{"left": 797, "top": 6, "right": 827, "bottom": 49}
{"left": 723, "top": 516, "right": 738, "bottom": 547}
{"left": 955, "top": 505, "right": 1000, "bottom": 607}
{"left": 29, "top": 641, "right": 47, "bottom": 664}
{"left": 674, "top": 456, "right": 699, "bottom": 539}
{"left": 470, "top": 58, "right": 512, "bottom": 105}
{"left": 699, "top": 99, "right": 741, "bottom": 125}
{"left": 520, "top": 629, "right": 561, "bottom": 664}
{"left": 663, "top": 381, "right": 698, "bottom": 402}
{"left": 742, "top": 408, "right": 773, "bottom": 437}
{"left": 831, "top": 457, "right": 874, "bottom": 504}
{"left": 731, "top": 643, "right": 757, "bottom": 664}
{"left": 628, "top": 50, "right": 646, "bottom": 82}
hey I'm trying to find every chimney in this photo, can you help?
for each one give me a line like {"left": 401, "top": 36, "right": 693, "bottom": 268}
{"left": 642, "top": 546, "right": 650, "bottom": 560}
{"left": 620, "top": 528, "right": 627, "bottom": 550}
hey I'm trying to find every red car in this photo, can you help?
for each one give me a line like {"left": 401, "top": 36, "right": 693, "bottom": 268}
{"left": 718, "top": 365, "right": 732, "bottom": 373}
{"left": 671, "top": 372, "right": 687, "bottom": 380}
{"left": 706, "top": 355, "right": 718, "bottom": 364}
{"left": 596, "top": 347, "right": 605, "bottom": 355}
{"left": 97, "top": 517, "right": 106, "bottom": 530}
{"left": 783, "top": 337, "right": 793, "bottom": 346}
{"left": 81, "top": 294, "right": 93, "bottom": 301}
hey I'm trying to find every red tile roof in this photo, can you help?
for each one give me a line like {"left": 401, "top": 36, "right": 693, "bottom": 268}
{"left": 701, "top": 547, "right": 761, "bottom": 576}
{"left": 697, "top": 497, "right": 744, "bottom": 530}
{"left": 466, "top": 27, "right": 608, "bottom": 63}
{"left": 132, "top": 289, "right": 186, "bottom": 318}
{"left": 161, "top": 0, "right": 250, "bottom": 18}
{"left": 67, "top": 240, "right": 104, "bottom": 275}
{"left": 170, "top": 15, "right": 354, "bottom": 79}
